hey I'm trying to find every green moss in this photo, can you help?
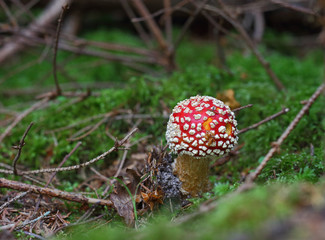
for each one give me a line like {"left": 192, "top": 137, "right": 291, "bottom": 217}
{"left": 1, "top": 27, "right": 324, "bottom": 239}
{"left": 61, "top": 182, "right": 325, "bottom": 240}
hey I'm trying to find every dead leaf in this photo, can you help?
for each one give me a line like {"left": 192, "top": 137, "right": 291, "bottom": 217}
{"left": 141, "top": 189, "right": 164, "bottom": 211}
{"left": 110, "top": 178, "right": 135, "bottom": 227}
{"left": 216, "top": 89, "right": 241, "bottom": 110}
{"left": 110, "top": 191, "right": 134, "bottom": 227}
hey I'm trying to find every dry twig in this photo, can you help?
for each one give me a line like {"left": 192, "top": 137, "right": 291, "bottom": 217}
{"left": 244, "top": 83, "right": 325, "bottom": 183}
{"left": 0, "top": 178, "right": 113, "bottom": 207}
{"left": 0, "top": 0, "right": 71, "bottom": 63}
{"left": 120, "top": 0, "right": 151, "bottom": 46}
{"left": 164, "top": 0, "right": 173, "bottom": 46}
{"left": 0, "top": 210, "right": 51, "bottom": 231}
{"left": 131, "top": 0, "right": 167, "bottom": 51}
{"left": 270, "top": 0, "right": 317, "bottom": 15}
{"left": 53, "top": 4, "right": 69, "bottom": 96}
{"left": 175, "top": 0, "right": 209, "bottom": 48}
{"left": 203, "top": 1, "right": 285, "bottom": 91}
{"left": 0, "top": 128, "right": 138, "bottom": 175}
{"left": 233, "top": 104, "right": 253, "bottom": 113}
{"left": 12, "top": 122, "right": 34, "bottom": 175}
{"left": 238, "top": 107, "right": 290, "bottom": 134}
{"left": 0, "top": 191, "right": 30, "bottom": 212}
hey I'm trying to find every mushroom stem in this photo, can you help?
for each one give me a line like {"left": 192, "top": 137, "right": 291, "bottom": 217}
{"left": 174, "top": 154, "right": 210, "bottom": 196}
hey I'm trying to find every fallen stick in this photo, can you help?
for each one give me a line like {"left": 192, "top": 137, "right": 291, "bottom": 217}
{"left": 0, "top": 128, "right": 138, "bottom": 175}
{"left": 245, "top": 83, "right": 325, "bottom": 183}
{"left": 238, "top": 107, "right": 289, "bottom": 134}
{"left": 12, "top": 122, "right": 34, "bottom": 175}
{"left": 203, "top": 2, "right": 285, "bottom": 91}
{"left": 0, "top": 0, "right": 71, "bottom": 63}
{"left": 0, "top": 178, "right": 113, "bottom": 207}
{"left": 0, "top": 211, "right": 51, "bottom": 231}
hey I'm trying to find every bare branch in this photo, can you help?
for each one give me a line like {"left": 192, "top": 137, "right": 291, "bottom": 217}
{"left": 245, "top": 83, "right": 325, "bottom": 183}
{"left": 0, "top": 210, "right": 51, "bottom": 231}
{"left": 46, "top": 141, "right": 82, "bottom": 186}
{"left": 0, "top": 179, "right": 113, "bottom": 208}
{"left": 238, "top": 108, "right": 290, "bottom": 134}
{"left": 0, "top": 191, "right": 30, "bottom": 212}
{"left": 0, "top": 0, "right": 17, "bottom": 27}
{"left": 233, "top": 104, "right": 253, "bottom": 113}
{"left": 120, "top": 0, "right": 151, "bottom": 46}
{"left": 164, "top": 0, "right": 173, "bottom": 46}
{"left": 175, "top": 0, "right": 209, "bottom": 48}
{"left": 0, "top": 128, "right": 138, "bottom": 175}
{"left": 0, "top": 0, "right": 71, "bottom": 64}
{"left": 203, "top": 1, "right": 286, "bottom": 91}
{"left": 53, "top": 4, "right": 69, "bottom": 96}
{"left": 12, "top": 122, "right": 34, "bottom": 175}
{"left": 131, "top": 0, "right": 190, "bottom": 23}
{"left": 270, "top": 0, "right": 317, "bottom": 16}
{"left": 131, "top": 0, "right": 167, "bottom": 51}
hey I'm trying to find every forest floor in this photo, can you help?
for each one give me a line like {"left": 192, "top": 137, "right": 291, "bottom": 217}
{"left": 0, "top": 2, "right": 324, "bottom": 239}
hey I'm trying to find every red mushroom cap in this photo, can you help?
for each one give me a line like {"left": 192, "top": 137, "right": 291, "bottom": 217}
{"left": 166, "top": 95, "right": 238, "bottom": 157}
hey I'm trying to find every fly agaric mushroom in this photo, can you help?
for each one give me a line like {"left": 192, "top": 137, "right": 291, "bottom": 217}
{"left": 166, "top": 95, "right": 238, "bottom": 196}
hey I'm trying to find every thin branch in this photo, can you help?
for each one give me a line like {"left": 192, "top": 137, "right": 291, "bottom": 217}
{"left": 67, "top": 115, "right": 110, "bottom": 141}
{"left": 3, "top": 30, "right": 164, "bottom": 68}
{"left": 11, "top": 0, "right": 37, "bottom": 21}
{"left": 132, "top": 0, "right": 190, "bottom": 23}
{"left": 233, "top": 104, "right": 253, "bottom": 113}
{"left": 164, "top": 0, "right": 173, "bottom": 46}
{"left": 47, "top": 141, "right": 82, "bottom": 186}
{"left": 47, "top": 113, "right": 162, "bottom": 134}
{"left": 0, "top": 191, "right": 30, "bottom": 212}
{"left": 81, "top": 39, "right": 157, "bottom": 56}
{"left": 53, "top": 4, "right": 69, "bottom": 96}
{"left": 131, "top": 0, "right": 167, "bottom": 51}
{"left": 0, "top": 0, "right": 71, "bottom": 64}
{"left": 204, "top": 2, "right": 285, "bottom": 91}
{"left": 12, "top": 122, "right": 34, "bottom": 175}
{"left": 0, "top": 128, "right": 138, "bottom": 175}
{"left": 0, "top": 210, "right": 51, "bottom": 231}
{"left": 114, "top": 147, "right": 129, "bottom": 178}
{"left": 238, "top": 107, "right": 289, "bottom": 134}
{"left": 175, "top": 0, "right": 209, "bottom": 48}
{"left": 33, "top": 141, "right": 82, "bottom": 214}
{"left": 0, "top": 0, "right": 17, "bottom": 27}
{"left": 120, "top": 0, "right": 151, "bottom": 47}
{"left": 52, "top": 214, "right": 106, "bottom": 236}
{"left": 0, "top": 178, "right": 113, "bottom": 207}
{"left": 244, "top": 83, "right": 325, "bottom": 183}
{"left": 270, "top": 0, "right": 317, "bottom": 16}
{"left": 22, "top": 231, "right": 46, "bottom": 240}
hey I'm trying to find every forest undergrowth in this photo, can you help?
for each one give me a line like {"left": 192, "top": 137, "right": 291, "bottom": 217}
{"left": 0, "top": 1, "right": 324, "bottom": 239}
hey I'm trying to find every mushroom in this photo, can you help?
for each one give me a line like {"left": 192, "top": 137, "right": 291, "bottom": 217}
{"left": 166, "top": 95, "right": 238, "bottom": 196}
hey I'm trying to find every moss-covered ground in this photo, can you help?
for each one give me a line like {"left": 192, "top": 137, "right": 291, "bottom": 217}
{"left": 0, "top": 28, "right": 324, "bottom": 239}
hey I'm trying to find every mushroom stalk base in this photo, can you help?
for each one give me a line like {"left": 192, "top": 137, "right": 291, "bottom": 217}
{"left": 174, "top": 155, "right": 210, "bottom": 197}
